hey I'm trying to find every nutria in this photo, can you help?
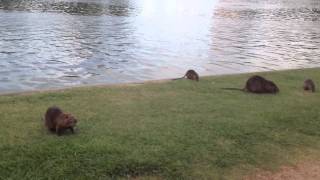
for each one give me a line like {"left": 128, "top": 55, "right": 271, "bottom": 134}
{"left": 173, "top": 69, "right": 199, "bottom": 81}
{"left": 303, "top": 79, "right": 315, "bottom": 92}
{"left": 222, "top": 75, "right": 279, "bottom": 94}
{"left": 44, "top": 106, "right": 77, "bottom": 136}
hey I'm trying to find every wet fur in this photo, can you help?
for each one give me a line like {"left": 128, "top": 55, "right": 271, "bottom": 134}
{"left": 44, "top": 106, "right": 77, "bottom": 136}
{"left": 303, "top": 79, "right": 315, "bottom": 92}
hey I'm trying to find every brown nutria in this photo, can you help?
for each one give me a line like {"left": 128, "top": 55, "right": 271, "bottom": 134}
{"left": 173, "top": 69, "right": 199, "bottom": 81}
{"left": 44, "top": 106, "right": 77, "bottom": 136}
{"left": 303, "top": 79, "right": 315, "bottom": 92}
{"left": 245, "top": 75, "right": 279, "bottom": 94}
{"left": 222, "top": 75, "right": 279, "bottom": 94}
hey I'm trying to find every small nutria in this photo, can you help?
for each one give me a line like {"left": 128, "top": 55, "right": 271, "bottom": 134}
{"left": 173, "top": 69, "right": 199, "bottom": 81}
{"left": 44, "top": 106, "right": 77, "bottom": 136}
{"left": 303, "top": 79, "right": 315, "bottom": 92}
{"left": 222, "top": 75, "right": 279, "bottom": 94}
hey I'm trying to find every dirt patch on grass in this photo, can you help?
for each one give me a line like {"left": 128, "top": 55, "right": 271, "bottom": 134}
{"left": 245, "top": 161, "right": 320, "bottom": 180}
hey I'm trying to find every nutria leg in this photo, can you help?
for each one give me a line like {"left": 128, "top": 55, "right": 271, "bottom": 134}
{"left": 57, "top": 130, "right": 62, "bottom": 136}
{"left": 56, "top": 126, "right": 62, "bottom": 136}
{"left": 69, "top": 127, "right": 74, "bottom": 133}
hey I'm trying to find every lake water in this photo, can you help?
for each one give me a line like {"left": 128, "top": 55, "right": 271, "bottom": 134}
{"left": 0, "top": 0, "right": 319, "bottom": 93}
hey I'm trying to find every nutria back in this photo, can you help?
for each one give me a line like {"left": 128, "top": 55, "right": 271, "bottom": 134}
{"left": 245, "top": 75, "right": 279, "bottom": 94}
{"left": 45, "top": 106, "right": 63, "bottom": 131}
{"left": 304, "top": 79, "right": 315, "bottom": 92}
{"left": 185, "top": 69, "right": 199, "bottom": 81}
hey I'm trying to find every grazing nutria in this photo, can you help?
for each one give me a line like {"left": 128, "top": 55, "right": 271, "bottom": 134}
{"left": 245, "top": 75, "right": 279, "bottom": 94}
{"left": 222, "top": 75, "right": 279, "bottom": 94}
{"left": 173, "top": 69, "right": 199, "bottom": 81}
{"left": 303, "top": 79, "right": 315, "bottom": 92}
{"left": 44, "top": 106, "right": 77, "bottom": 136}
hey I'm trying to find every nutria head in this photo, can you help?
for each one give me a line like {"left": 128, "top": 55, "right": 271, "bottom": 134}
{"left": 59, "top": 113, "right": 77, "bottom": 128}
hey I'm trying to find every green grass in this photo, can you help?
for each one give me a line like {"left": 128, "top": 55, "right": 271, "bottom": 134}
{"left": 1, "top": 68, "right": 320, "bottom": 179}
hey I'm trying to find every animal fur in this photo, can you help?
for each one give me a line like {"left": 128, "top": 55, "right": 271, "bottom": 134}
{"left": 44, "top": 106, "right": 77, "bottom": 136}
{"left": 173, "top": 69, "right": 199, "bottom": 81}
{"left": 222, "top": 75, "right": 279, "bottom": 94}
{"left": 245, "top": 75, "right": 279, "bottom": 94}
{"left": 303, "top": 79, "right": 315, "bottom": 92}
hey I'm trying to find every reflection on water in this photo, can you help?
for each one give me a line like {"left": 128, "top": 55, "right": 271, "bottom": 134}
{"left": 0, "top": 0, "right": 319, "bottom": 93}
{"left": 0, "top": 0, "right": 134, "bottom": 16}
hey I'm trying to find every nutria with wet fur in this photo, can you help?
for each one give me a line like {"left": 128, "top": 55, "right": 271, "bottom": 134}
{"left": 44, "top": 106, "right": 77, "bottom": 136}
{"left": 303, "top": 79, "right": 315, "bottom": 92}
{"left": 222, "top": 75, "right": 279, "bottom": 94}
{"left": 173, "top": 69, "right": 199, "bottom": 81}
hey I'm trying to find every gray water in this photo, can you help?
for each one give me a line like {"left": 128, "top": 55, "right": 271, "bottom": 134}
{"left": 0, "top": 0, "right": 319, "bottom": 93}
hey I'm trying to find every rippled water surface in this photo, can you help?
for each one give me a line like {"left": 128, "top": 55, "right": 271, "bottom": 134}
{"left": 0, "top": 0, "right": 319, "bottom": 93}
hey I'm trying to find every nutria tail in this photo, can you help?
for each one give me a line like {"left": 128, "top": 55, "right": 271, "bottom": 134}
{"left": 221, "top": 88, "right": 245, "bottom": 91}
{"left": 172, "top": 76, "right": 185, "bottom": 81}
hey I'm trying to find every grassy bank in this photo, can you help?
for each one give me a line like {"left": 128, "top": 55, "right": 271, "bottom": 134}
{"left": 0, "top": 68, "right": 320, "bottom": 179}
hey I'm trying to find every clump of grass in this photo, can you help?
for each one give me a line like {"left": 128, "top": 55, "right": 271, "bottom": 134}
{"left": 0, "top": 68, "right": 320, "bottom": 179}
